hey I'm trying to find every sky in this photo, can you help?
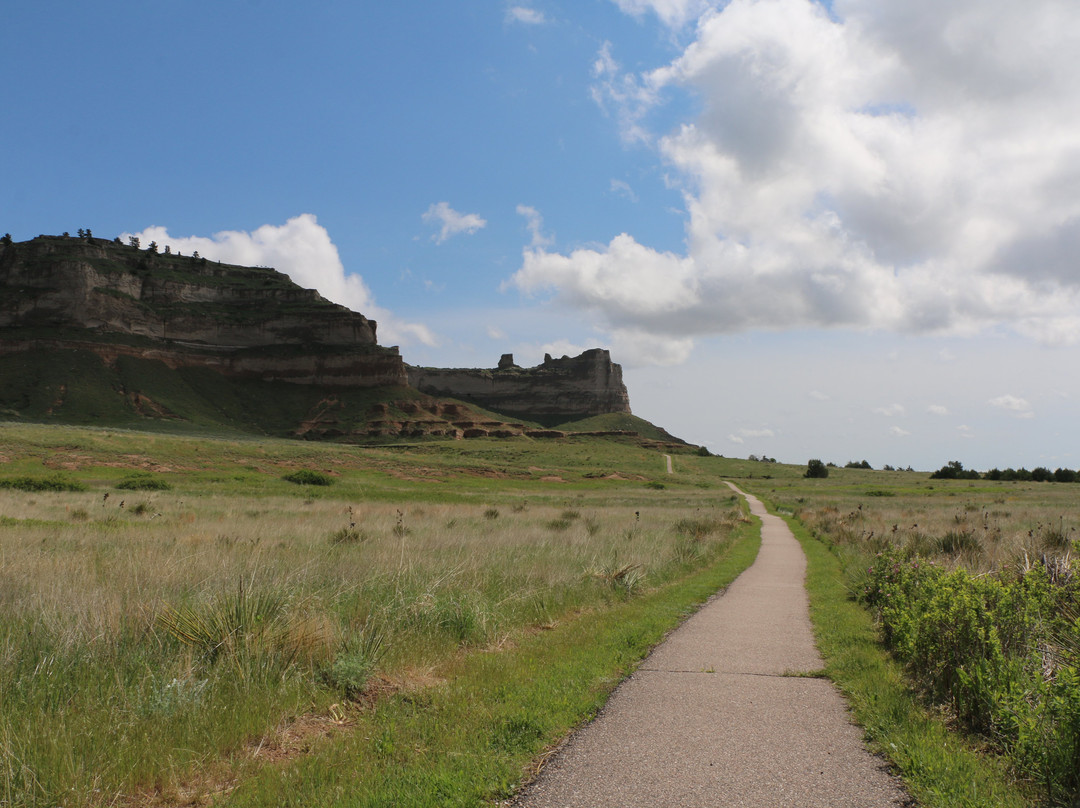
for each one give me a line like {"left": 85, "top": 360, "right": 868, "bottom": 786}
{"left": 3, "top": 0, "right": 1080, "bottom": 471}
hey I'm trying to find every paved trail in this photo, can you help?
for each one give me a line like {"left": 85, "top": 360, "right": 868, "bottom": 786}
{"left": 513, "top": 483, "right": 909, "bottom": 807}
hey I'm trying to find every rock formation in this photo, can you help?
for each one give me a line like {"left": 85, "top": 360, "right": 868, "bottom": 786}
{"left": 0, "top": 234, "right": 407, "bottom": 387}
{"left": 407, "top": 349, "right": 631, "bottom": 425}
{"left": 0, "top": 234, "right": 635, "bottom": 431}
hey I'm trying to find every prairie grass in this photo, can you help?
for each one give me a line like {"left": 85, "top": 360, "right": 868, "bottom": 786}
{"left": 0, "top": 423, "right": 745, "bottom": 806}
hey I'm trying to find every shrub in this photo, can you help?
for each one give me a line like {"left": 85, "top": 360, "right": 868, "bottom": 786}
{"left": 282, "top": 469, "right": 335, "bottom": 486}
{"left": 0, "top": 475, "right": 86, "bottom": 492}
{"left": 859, "top": 549, "right": 1080, "bottom": 803}
{"left": 116, "top": 473, "right": 171, "bottom": 491}
{"left": 804, "top": 459, "right": 828, "bottom": 479}
{"left": 321, "top": 626, "right": 384, "bottom": 699}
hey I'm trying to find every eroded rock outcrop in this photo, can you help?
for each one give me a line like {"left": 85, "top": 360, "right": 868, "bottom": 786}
{"left": 0, "top": 235, "right": 406, "bottom": 387}
{"left": 0, "top": 234, "right": 636, "bottom": 431}
{"left": 406, "top": 349, "right": 631, "bottom": 425}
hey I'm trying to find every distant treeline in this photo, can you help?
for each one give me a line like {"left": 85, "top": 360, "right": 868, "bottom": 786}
{"left": 930, "top": 460, "right": 1078, "bottom": 482}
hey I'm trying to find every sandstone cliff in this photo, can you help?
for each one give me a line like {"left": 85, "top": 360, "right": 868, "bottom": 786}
{"left": 0, "top": 235, "right": 406, "bottom": 387}
{"left": 407, "top": 349, "right": 632, "bottom": 425}
{"left": 0, "top": 234, "right": 638, "bottom": 435}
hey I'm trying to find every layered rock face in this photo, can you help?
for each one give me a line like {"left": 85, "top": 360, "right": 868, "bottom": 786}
{"left": 0, "top": 235, "right": 406, "bottom": 387}
{"left": 407, "top": 349, "right": 632, "bottom": 424}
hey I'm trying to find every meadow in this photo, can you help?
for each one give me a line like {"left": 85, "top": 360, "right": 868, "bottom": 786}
{"left": 5, "top": 423, "right": 1078, "bottom": 807}
{"left": 0, "top": 424, "right": 755, "bottom": 807}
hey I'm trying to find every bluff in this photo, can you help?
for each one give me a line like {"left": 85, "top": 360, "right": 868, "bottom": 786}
{"left": 0, "top": 233, "right": 639, "bottom": 438}
{"left": 407, "top": 350, "right": 631, "bottom": 426}
{"left": 0, "top": 235, "right": 405, "bottom": 386}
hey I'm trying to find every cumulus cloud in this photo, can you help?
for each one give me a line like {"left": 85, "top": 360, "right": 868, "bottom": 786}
{"left": 808, "top": 390, "right": 830, "bottom": 401}
{"left": 927, "top": 404, "right": 949, "bottom": 416}
{"left": 506, "top": 6, "right": 548, "bottom": 25}
{"left": 989, "top": 394, "right": 1035, "bottom": 418}
{"left": 422, "top": 202, "right": 487, "bottom": 244}
{"left": 890, "top": 426, "right": 912, "bottom": 437}
{"left": 510, "top": 0, "right": 1080, "bottom": 362}
{"left": 123, "top": 214, "right": 436, "bottom": 347}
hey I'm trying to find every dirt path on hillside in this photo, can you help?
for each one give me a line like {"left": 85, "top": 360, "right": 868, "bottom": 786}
{"left": 511, "top": 483, "right": 909, "bottom": 807}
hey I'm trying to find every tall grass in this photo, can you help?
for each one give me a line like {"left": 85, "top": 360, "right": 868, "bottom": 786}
{"left": 0, "top": 438, "right": 744, "bottom": 807}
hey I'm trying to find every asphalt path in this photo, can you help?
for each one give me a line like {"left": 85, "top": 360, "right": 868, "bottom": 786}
{"left": 511, "top": 483, "right": 910, "bottom": 807}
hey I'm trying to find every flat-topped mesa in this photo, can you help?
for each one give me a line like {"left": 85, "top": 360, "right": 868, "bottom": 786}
{"left": 0, "top": 235, "right": 406, "bottom": 386}
{"left": 406, "top": 348, "right": 632, "bottom": 425}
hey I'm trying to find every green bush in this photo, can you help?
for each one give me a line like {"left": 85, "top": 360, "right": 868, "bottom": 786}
{"left": 804, "top": 459, "right": 828, "bottom": 478}
{"left": 860, "top": 549, "right": 1080, "bottom": 803}
{"left": 282, "top": 469, "right": 335, "bottom": 486}
{"left": 116, "top": 473, "right": 172, "bottom": 491}
{"left": 0, "top": 475, "right": 86, "bottom": 492}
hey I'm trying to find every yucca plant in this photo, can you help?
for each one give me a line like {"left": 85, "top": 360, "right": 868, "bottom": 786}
{"left": 157, "top": 578, "right": 330, "bottom": 675}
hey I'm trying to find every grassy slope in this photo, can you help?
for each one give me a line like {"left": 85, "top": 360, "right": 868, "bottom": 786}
{"left": 0, "top": 347, "right": 430, "bottom": 437}
{"left": 553, "top": 412, "right": 687, "bottom": 444}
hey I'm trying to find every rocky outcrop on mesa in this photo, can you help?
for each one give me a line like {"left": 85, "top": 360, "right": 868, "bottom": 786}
{"left": 406, "top": 349, "right": 632, "bottom": 425}
{"left": 0, "top": 233, "right": 638, "bottom": 433}
{"left": 0, "top": 235, "right": 406, "bottom": 387}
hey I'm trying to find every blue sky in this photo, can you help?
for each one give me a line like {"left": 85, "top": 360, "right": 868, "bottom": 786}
{"left": 4, "top": 0, "right": 1080, "bottom": 471}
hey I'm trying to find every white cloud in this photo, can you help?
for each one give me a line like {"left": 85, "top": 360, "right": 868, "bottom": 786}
{"left": 808, "top": 390, "right": 830, "bottom": 401}
{"left": 611, "top": 0, "right": 716, "bottom": 29}
{"left": 487, "top": 325, "right": 507, "bottom": 340}
{"left": 927, "top": 404, "right": 949, "bottom": 416}
{"left": 511, "top": 0, "right": 1080, "bottom": 362}
{"left": 590, "top": 42, "right": 659, "bottom": 145}
{"left": 873, "top": 403, "right": 906, "bottom": 417}
{"left": 989, "top": 394, "right": 1035, "bottom": 418}
{"left": 890, "top": 426, "right": 911, "bottom": 437}
{"left": 122, "top": 214, "right": 436, "bottom": 347}
{"left": 517, "top": 205, "right": 553, "bottom": 248}
{"left": 422, "top": 202, "right": 487, "bottom": 244}
{"left": 538, "top": 339, "right": 589, "bottom": 360}
{"left": 610, "top": 179, "right": 639, "bottom": 202}
{"left": 728, "top": 434, "right": 745, "bottom": 444}
{"left": 506, "top": 6, "right": 548, "bottom": 25}
{"left": 609, "top": 327, "right": 694, "bottom": 366}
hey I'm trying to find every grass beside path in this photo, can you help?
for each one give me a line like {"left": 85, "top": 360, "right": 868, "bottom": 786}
{"left": 775, "top": 511, "right": 1031, "bottom": 808}
{"left": 222, "top": 519, "right": 761, "bottom": 807}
